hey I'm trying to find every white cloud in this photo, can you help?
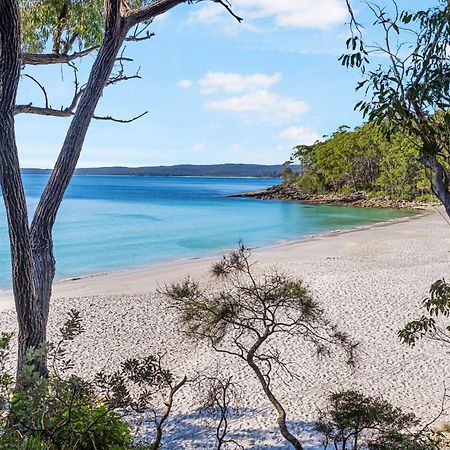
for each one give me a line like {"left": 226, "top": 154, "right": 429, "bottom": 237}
{"left": 199, "top": 71, "right": 281, "bottom": 94}
{"left": 189, "top": 3, "right": 224, "bottom": 24}
{"left": 188, "top": 3, "right": 260, "bottom": 34}
{"left": 193, "top": 142, "right": 206, "bottom": 153}
{"left": 277, "top": 126, "right": 321, "bottom": 144}
{"left": 177, "top": 79, "right": 193, "bottom": 89}
{"left": 190, "top": 0, "right": 348, "bottom": 30}
{"left": 204, "top": 89, "right": 308, "bottom": 121}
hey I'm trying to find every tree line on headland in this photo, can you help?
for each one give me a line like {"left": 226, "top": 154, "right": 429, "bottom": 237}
{"left": 283, "top": 122, "right": 433, "bottom": 203}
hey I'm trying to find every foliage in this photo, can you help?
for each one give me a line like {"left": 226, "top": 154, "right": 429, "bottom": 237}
{"left": 281, "top": 160, "right": 300, "bottom": 184}
{"left": 342, "top": 1, "right": 450, "bottom": 211}
{"left": 0, "top": 310, "right": 185, "bottom": 450}
{"left": 10, "top": 376, "right": 133, "bottom": 450}
{"left": 20, "top": 0, "right": 103, "bottom": 53}
{"left": 316, "top": 390, "right": 445, "bottom": 450}
{"left": 162, "top": 245, "right": 357, "bottom": 450}
{"left": 19, "top": 0, "right": 153, "bottom": 53}
{"left": 399, "top": 279, "right": 450, "bottom": 347}
{"left": 291, "top": 122, "right": 428, "bottom": 199}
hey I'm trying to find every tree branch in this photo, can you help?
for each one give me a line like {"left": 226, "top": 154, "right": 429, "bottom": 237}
{"left": 125, "top": 0, "right": 242, "bottom": 28}
{"left": 22, "top": 46, "right": 99, "bottom": 66}
{"left": 23, "top": 74, "right": 49, "bottom": 108}
{"left": 14, "top": 104, "right": 148, "bottom": 123}
{"left": 93, "top": 111, "right": 148, "bottom": 123}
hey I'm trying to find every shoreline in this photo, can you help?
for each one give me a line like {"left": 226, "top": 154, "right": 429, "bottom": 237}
{"left": 231, "top": 184, "right": 436, "bottom": 209}
{"left": 0, "top": 205, "right": 434, "bottom": 308}
{"left": 0, "top": 207, "right": 448, "bottom": 448}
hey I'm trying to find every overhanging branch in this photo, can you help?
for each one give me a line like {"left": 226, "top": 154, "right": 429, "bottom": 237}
{"left": 22, "top": 45, "right": 99, "bottom": 66}
{"left": 14, "top": 104, "right": 148, "bottom": 123}
{"left": 125, "top": 0, "right": 242, "bottom": 28}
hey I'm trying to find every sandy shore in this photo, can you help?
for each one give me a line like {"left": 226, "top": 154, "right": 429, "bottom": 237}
{"left": 0, "top": 209, "right": 449, "bottom": 449}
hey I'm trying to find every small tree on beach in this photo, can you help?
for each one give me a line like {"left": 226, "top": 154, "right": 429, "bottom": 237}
{"left": 0, "top": 310, "right": 187, "bottom": 449}
{"left": 342, "top": 1, "right": 450, "bottom": 216}
{"left": 196, "top": 374, "right": 243, "bottom": 450}
{"left": 161, "top": 245, "right": 357, "bottom": 450}
{"left": 0, "top": 0, "right": 241, "bottom": 377}
{"left": 315, "top": 390, "right": 444, "bottom": 450}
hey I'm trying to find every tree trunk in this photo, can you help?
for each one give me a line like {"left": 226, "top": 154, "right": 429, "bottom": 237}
{"left": 0, "top": 0, "right": 49, "bottom": 376}
{"left": 420, "top": 154, "right": 450, "bottom": 218}
{"left": 0, "top": 0, "right": 129, "bottom": 376}
{"left": 246, "top": 339, "right": 304, "bottom": 450}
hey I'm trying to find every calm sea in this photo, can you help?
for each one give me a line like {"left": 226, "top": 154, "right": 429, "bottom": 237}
{"left": 0, "top": 175, "right": 412, "bottom": 287}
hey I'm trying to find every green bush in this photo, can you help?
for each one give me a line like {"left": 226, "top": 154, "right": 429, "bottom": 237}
{"left": 9, "top": 375, "right": 133, "bottom": 450}
{"left": 0, "top": 310, "right": 185, "bottom": 450}
{"left": 294, "top": 172, "right": 324, "bottom": 194}
{"left": 316, "top": 390, "right": 445, "bottom": 450}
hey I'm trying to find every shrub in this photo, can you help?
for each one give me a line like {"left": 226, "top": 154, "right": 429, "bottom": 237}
{"left": 0, "top": 310, "right": 185, "bottom": 450}
{"left": 316, "top": 390, "right": 446, "bottom": 450}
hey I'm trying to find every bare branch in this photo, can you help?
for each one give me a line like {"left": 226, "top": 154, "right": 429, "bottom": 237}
{"left": 125, "top": 0, "right": 242, "bottom": 28}
{"left": 14, "top": 104, "right": 148, "bottom": 123}
{"left": 14, "top": 104, "right": 73, "bottom": 117}
{"left": 93, "top": 111, "right": 148, "bottom": 123}
{"left": 22, "top": 46, "right": 99, "bottom": 66}
{"left": 207, "top": 0, "right": 243, "bottom": 23}
{"left": 23, "top": 74, "right": 49, "bottom": 108}
{"left": 125, "top": 33, "right": 155, "bottom": 42}
{"left": 106, "top": 73, "right": 142, "bottom": 86}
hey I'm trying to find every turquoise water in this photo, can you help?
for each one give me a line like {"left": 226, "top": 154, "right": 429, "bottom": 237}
{"left": 0, "top": 175, "right": 412, "bottom": 287}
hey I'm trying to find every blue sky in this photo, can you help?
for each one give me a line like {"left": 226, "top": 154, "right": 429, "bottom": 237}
{"left": 16, "top": 0, "right": 430, "bottom": 168}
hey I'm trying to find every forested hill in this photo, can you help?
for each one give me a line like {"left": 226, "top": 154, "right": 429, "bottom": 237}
{"left": 22, "top": 164, "right": 291, "bottom": 178}
{"left": 286, "top": 122, "right": 432, "bottom": 202}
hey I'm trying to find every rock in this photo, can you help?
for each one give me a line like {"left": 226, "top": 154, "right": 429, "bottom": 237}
{"left": 230, "top": 184, "right": 434, "bottom": 210}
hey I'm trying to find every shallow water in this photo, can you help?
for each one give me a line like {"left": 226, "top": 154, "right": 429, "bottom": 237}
{"left": 0, "top": 175, "right": 413, "bottom": 287}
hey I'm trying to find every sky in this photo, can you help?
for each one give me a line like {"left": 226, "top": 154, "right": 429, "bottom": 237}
{"left": 15, "top": 0, "right": 432, "bottom": 168}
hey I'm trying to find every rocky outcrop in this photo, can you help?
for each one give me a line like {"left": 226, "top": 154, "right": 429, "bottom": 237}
{"left": 231, "top": 184, "right": 433, "bottom": 209}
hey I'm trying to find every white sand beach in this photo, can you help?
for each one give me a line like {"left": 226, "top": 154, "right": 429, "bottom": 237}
{"left": 0, "top": 209, "right": 448, "bottom": 449}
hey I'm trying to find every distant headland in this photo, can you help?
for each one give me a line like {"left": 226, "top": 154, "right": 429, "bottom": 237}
{"left": 22, "top": 164, "right": 297, "bottom": 178}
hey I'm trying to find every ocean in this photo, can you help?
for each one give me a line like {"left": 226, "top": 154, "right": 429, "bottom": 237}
{"left": 0, "top": 175, "right": 412, "bottom": 287}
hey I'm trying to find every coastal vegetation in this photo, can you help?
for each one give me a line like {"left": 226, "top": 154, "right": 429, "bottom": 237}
{"left": 272, "top": 0, "right": 450, "bottom": 212}
{"left": 342, "top": 0, "right": 450, "bottom": 216}
{"left": 288, "top": 122, "right": 431, "bottom": 202}
{"left": 316, "top": 390, "right": 446, "bottom": 449}
{"left": 161, "top": 246, "right": 354, "bottom": 449}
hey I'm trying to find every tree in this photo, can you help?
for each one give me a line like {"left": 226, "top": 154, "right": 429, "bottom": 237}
{"left": 342, "top": 1, "right": 450, "bottom": 216}
{"left": 161, "top": 245, "right": 357, "bottom": 450}
{"left": 291, "top": 122, "right": 427, "bottom": 199}
{"left": 196, "top": 374, "right": 243, "bottom": 450}
{"left": 315, "top": 390, "right": 443, "bottom": 450}
{"left": 0, "top": 0, "right": 241, "bottom": 377}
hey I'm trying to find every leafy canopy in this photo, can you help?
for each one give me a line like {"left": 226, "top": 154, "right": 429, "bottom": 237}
{"left": 291, "top": 122, "right": 429, "bottom": 200}
{"left": 20, "top": 0, "right": 154, "bottom": 53}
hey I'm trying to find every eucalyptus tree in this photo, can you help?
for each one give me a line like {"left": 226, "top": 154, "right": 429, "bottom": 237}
{"left": 0, "top": 0, "right": 241, "bottom": 376}
{"left": 342, "top": 1, "right": 450, "bottom": 216}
